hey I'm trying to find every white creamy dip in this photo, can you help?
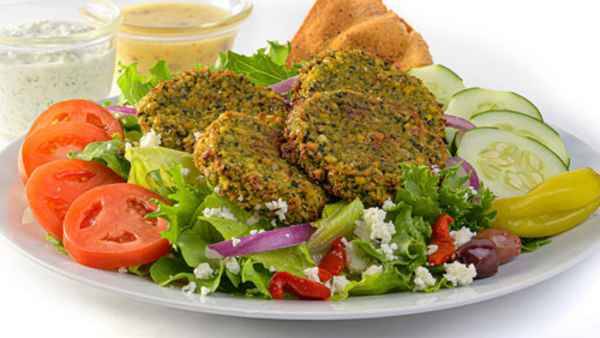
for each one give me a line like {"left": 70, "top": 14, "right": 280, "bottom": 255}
{"left": 0, "top": 20, "right": 116, "bottom": 139}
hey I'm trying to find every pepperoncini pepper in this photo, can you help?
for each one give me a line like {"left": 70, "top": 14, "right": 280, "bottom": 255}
{"left": 492, "top": 168, "right": 600, "bottom": 238}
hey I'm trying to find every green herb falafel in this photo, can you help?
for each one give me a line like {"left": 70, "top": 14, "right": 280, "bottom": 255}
{"left": 194, "top": 112, "right": 328, "bottom": 224}
{"left": 137, "top": 69, "right": 289, "bottom": 152}
{"left": 295, "top": 49, "right": 446, "bottom": 138}
{"left": 283, "top": 90, "right": 446, "bottom": 206}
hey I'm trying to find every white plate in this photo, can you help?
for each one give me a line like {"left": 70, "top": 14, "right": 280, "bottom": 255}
{"left": 1, "top": 131, "right": 599, "bottom": 320}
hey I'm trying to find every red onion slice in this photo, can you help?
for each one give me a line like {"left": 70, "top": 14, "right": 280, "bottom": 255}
{"left": 444, "top": 115, "right": 475, "bottom": 131}
{"left": 208, "top": 223, "right": 314, "bottom": 257}
{"left": 108, "top": 105, "right": 138, "bottom": 116}
{"left": 269, "top": 76, "right": 299, "bottom": 94}
{"left": 446, "top": 156, "right": 480, "bottom": 189}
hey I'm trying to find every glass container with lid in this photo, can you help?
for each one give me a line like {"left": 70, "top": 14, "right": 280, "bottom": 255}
{"left": 116, "top": 0, "right": 253, "bottom": 74}
{"left": 0, "top": 0, "right": 121, "bottom": 140}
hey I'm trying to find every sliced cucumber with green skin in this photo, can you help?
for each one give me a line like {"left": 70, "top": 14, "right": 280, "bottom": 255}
{"left": 446, "top": 88, "right": 542, "bottom": 121}
{"left": 408, "top": 64, "right": 465, "bottom": 107}
{"left": 457, "top": 128, "right": 567, "bottom": 197}
{"left": 471, "top": 110, "right": 570, "bottom": 167}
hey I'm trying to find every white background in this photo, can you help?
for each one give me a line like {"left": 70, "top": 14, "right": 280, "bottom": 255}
{"left": 2, "top": 0, "right": 600, "bottom": 337}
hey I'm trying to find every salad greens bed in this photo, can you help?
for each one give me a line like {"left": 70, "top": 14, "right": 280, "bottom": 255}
{"left": 57, "top": 41, "right": 551, "bottom": 300}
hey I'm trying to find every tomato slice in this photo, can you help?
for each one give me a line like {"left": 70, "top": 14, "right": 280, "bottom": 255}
{"left": 29, "top": 99, "right": 124, "bottom": 139}
{"left": 20, "top": 122, "right": 111, "bottom": 180}
{"left": 26, "top": 160, "right": 124, "bottom": 240}
{"left": 63, "top": 183, "right": 170, "bottom": 269}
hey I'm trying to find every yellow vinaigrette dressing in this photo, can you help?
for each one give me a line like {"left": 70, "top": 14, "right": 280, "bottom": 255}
{"left": 118, "top": 3, "right": 235, "bottom": 74}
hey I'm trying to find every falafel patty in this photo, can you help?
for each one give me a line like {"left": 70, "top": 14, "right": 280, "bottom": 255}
{"left": 295, "top": 49, "right": 446, "bottom": 138}
{"left": 194, "top": 112, "right": 327, "bottom": 224}
{"left": 283, "top": 90, "right": 446, "bottom": 206}
{"left": 137, "top": 69, "right": 289, "bottom": 152}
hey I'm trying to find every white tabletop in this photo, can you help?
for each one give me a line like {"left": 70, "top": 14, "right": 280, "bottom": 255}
{"left": 2, "top": 1, "right": 600, "bottom": 337}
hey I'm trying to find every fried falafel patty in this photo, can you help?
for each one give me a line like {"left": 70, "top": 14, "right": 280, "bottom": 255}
{"left": 137, "top": 69, "right": 289, "bottom": 152}
{"left": 295, "top": 49, "right": 446, "bottom": 139}
{"left": 194, "top": 112, "right": 327, "bottom": 224}
{"left": 283, "top": 90, "right": 446, "bottom": 206}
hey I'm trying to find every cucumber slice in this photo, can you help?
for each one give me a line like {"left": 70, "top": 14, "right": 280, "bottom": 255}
{"left": 457, "top": 128, "right": 567, "bottom": 197}
{"left": 471, "top": 110, "right": 570, "bottom": 166}
{"left": 408, "top": 64, "right": 465, "bottom": 107}
{"left": 446, "top": 88, "right": 542, "bottom": 121}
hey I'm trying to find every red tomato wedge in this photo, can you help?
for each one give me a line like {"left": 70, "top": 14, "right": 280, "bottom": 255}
{"left": 20, "top": 122, "right": 111, "bottom": 180}
{"left": 25, "top": 160, "right": 124, "bottom": 240}
{"left": 29, "top": 99, "right": 124, "bottom": 138}
{"left": 63, "top": 183, "right": 170, "bottom": 270}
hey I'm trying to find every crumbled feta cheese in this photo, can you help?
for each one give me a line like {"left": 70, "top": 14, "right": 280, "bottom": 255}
{"left": 182, "top": 281, "right": 197, "bottom": 295}
{"left": 224, "top": 257, "right": 240, "bottom": 275}
{"left": 414, "top": 266, "right": 436, "bottom": 291}
{"left": 125, "top": 142, "right": 133, "bottom": 151}
{"left": 331, "top": 275, "right": 351, "bottom": 295}
{"left": 427, "top": 244, "right": 439, "bottom": 256}
{"left": 193, "top": 131, "right": 203, "bottom": 141}
{"left": 246, "top": 214, "right": 260, "bottom": 225}
{"left": 354, "top": 207, "right": 396, "bottom": 244}
{"left": 382, "top": 199, "right": 396, "bottom": 211}
{"left": 117, "top": 267, "right": 128, "bottom": 274}
{"left": 249, "top": 229, "right": 265, "bottom": 235}
{"left": 450, "top": 227, "right": 476, "bottom": 247}
{"left": 379, "top": 242, "right": 398, "bottom": 261}
{"left": 213, "top": 186, "right": 221, "bottom": 194}
{"left": 193, "top": 263, "right": 214, "bottom": 280}
{"left": 362, "top": 265, "right": 383, "bottom": 278}
{"left": 231, "top": 237, "right": 241, "bottom": 247}
{"left": 269, "top": 266, "right": 277, "bottom": 273}
{"left": 205, "top": 247, "right": 223, "bottom": 259}
{"left": 202, "top": 207, "right": 236, "bottom": 221}
{"left": 304, "top": 267, "right": 321, "bottom": 282}
{"left": 345, "top": 241, "right": 369, "bottom": 273}
{"left": 265, "top": 199, "right": 288, "bottom": 221}
{"left": 237, "top": 195, "right": 244, "bottom": 202}
{"left": 200, "top": 286, "right": 211, "bottom": 297}
{"left": 431, "top": 165, "right": 441, "bottom": 175}
{"left": 180, "top": 167, "right": 190, "bottom": 176}
{"left": 139, "top": 129, "right": 161, "bottom": 148}
{"left": 444, "top": 261, "right": 477, "bottom": 287}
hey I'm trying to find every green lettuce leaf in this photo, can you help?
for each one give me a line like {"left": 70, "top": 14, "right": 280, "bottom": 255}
{"left": 117, "top": 61, "right": 172, "bottom": 105}
{"left": 147, "top": 165, "right": 209, "bottom": 246}
{"left": 241, "top": 259, "right": 272, "bottom": 298}
{"left": 249, "top": 244, "right": 314, "bottom": 277}
{"left": 149, "top": 256, "right": 224, "bottom": 293}
{"left": 521, "top": 237, "right": 552, "bottom": 253}
{"left": 68, "top": 138, "right": 130, "bottom": 179}
{"left": 395, "top": 164, "right": 496, "bottom": 232}
{"left": 126, "top": 146, "right": 204, "bottom": 195}
{"left": 45, "top": 234, "right": 67, "bottom": 255}
{"left": 349, "top": 265, "right": 412, "bottom": 296}
{"left": 214, "top": 41, "right": 299, "bottom": 86}
{"left": 308, "top": 198, "right": 364, "bottom": 254}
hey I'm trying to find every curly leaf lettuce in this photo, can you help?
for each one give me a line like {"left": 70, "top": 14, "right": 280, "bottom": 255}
{"left": 214, "top": 41, "right": 299, "bottom": 86}
{"left": 118, "top": 61, "right": 172, "bottom": 105}
{"left": 68, "top": 138, "right": 130, "bottom": 179}
{"left": 395, "top": 164, "right": 496, "bottom": 232}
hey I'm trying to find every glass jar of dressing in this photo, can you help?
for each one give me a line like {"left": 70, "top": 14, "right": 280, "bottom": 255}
{"left": 117, "top": 0, "right": 253, "bottom": 74}
{"left": 0, "top": 0, "right": 121, "bottom": 140}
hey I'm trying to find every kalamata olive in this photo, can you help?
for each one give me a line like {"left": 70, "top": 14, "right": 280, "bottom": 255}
{"left": 475, "top": 228, "right": 521, "bottom": 264}
{"left": 456, "top": 239, "right": 499, "bottom": 279}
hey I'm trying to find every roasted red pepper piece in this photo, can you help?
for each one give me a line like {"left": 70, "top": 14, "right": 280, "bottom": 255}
{"left": 318, "top": 237, "right": 347, "bottom": 281}
{"left": 269, "top": 272, "right": 331, "bottom": 300}
{"left": 428, "top": 214, "right": 456, "bottom": 266}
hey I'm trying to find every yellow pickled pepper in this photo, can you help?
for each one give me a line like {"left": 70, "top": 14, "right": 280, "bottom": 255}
{"left": 492, "top": 168, "right": 600, "bottom": 238}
